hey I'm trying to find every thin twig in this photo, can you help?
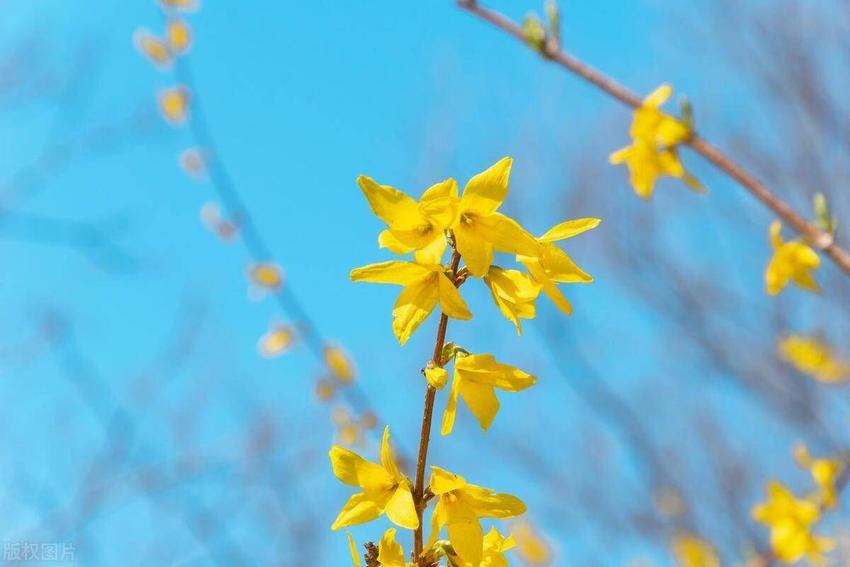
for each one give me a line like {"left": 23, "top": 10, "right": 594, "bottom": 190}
{"left": 456, "top": 0, "right": 850, "bottom": 277}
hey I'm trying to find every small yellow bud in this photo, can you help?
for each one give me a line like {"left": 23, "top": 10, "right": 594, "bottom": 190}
{"left": 425, "top": 365, "right": 448, "bottom": 389}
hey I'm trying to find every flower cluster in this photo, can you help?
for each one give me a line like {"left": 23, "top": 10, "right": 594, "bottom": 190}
{"left": 333, "top": 158, "right": 597, "bottom": 565}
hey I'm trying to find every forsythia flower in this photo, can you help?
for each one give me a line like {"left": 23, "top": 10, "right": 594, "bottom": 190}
{"left": 452, "top": 157, "right": 539, "bottom": 277}
{"left": 512, "top": 521, "right": 552, "bottom": 566}
{"left": 483, "top": 267, "right": 541, "bottom": 334}
{"left": 610, "top": 84, "right": 702, "bottom": 199}
{"left": 158, "top": 0, "right": 199, "bottom": 11}
{"left": 377, "top": 528, "right": 412, "bottom": 567}
{"left": 765, "top": 221, "right": 820, "bottom": 296}
{"left": 350, "top": 260, "right": 471, "bottom": 345}
{"left": 441, "top": 353, "right": 536, "bottom": 435}
{"left": 325, "top": 344, "right": 357, "bottom": 382}
{"left": 794, "top": 444, "right": 844, "bottom": 509}
{"left": 329, "top": 426, "right": 418, "bottom": 530}
{"left": 671, "top": 533, "right": 719, "bottom": 567}
{"left": 475, "top": 527, "right": 515, "bottom": 567}
{"left": 779, "top": 335, "right": 850, "bottom": 383}
{"left": 158, "top": 86, "right": 190, "bottom": 124}
{"left": 248, "top": 262, "right": 283, "bottom": 290}
{"left": 179, "top": 148, "right": 207, "bottom": 180}
{"left": 752, "top": 481, "right": 834, "bottom": 565}
{"left": 429, "top": 466, "right": 526, "bottom": 565}
{"left": 257, "top": 324, "right": 295, "bottom": 358}
{"left": 166, "top": 19, "right": 192, "bottom": 54}
{"left": 517, "top": 218, "right": 599, "bottom": 316}
{"left": 134, "top": 29, "right": 172, "bottom": 68}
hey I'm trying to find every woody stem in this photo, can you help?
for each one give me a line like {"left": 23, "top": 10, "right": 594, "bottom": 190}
{"left": 412, "top": 248, "right": 462, "bottom": 561}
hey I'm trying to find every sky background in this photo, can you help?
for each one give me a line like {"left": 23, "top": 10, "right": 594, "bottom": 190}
{"left": 1, "top": 1, "right": 847, "bottom": 566}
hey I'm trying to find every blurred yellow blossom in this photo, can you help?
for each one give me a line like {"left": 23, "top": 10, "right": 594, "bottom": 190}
{"left": 794, "top": 444, "right": 844, "bottom": 509}
{"left": 440, "top": 353, "right": 535, "bottom": 435}
{"left": 133, "top": 29, "right": 172, "bottom": 68}
{"left": 517, "top": 218, "right": 599, "bottom": 316}
{"left": 377, "top": 528, "right": 411, "bottom": 567}
{"left": 158, "top": 86, "right": 190, "bottom": 124}
{"left": 512, "top": 521, "right": 552, "bottom": 566}
{"left": 325, "top": 345, "right": 357, "bottom": 382}
{"left": 179, "top": 148, "right": 207, "bottom": 180}
{"left": 483, "top": 267, "right": 541, "bottom": 334}
{"left": 166, "top": 19, "right": 192, "bottom": 54}
{"left": 778, "top": 335, "right": 850, "bottom": 383}
{"left": 199, "top": 202, "right": 238, "bottom": 241}
{"left": 765, "top": 221, "right": 820, "bottom": 296}
{"left": 752, "top": 481, "right": 834, "bottom": 565}
{"left": 630, "top": 84, "right": 692, "bottom": 147}
{"left": 158, "top": 0, "right": 199, "bottom": 11}
{"left": 671, "top": 533, "right": 719, "bottom": 567}
{"left": 315, "top": 379, "right": 335, "bottom": 402}
{"left": 329, "top": 426, "right": 417, "bottom": 531}
{"left": 257, "top": 324, "right": 295, "bottom": 358}
{"left": 428, "top": 466, "right": 526, "bottom": 565}
{"left": 350, "top": 260, "right": 471, "bottom": 345}
{"left": 478, "top": 527, "right": 515, "bottom": 567}
{"left": 248, "top": 262, "right": 283, "bottom": 290}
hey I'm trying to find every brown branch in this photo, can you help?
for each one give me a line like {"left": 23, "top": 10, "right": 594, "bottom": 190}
{"left": 412, "top": 248, "right": 462, "bottom": 560}
{"left": 456, "top": 0, "right": 850, "bottom": 277}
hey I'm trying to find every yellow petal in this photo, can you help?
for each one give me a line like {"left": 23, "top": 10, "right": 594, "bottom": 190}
{"left": 475, "top": 213, "right": 539, "bottom": 257}
{"left": 158, "top": 86, "right": 189, "bottom": 124}
{"left": 357, "top": 175, "right": 422, "bottom": 229}
{"left": 538, "top": 218, "right": 601, "bottom": 242}
{"left": 429, "top": 466, "right": 467, "bottom": 495}
{"left": 379, "top": 229, "right": 415, "bottom": 255}
{"left": 249, "top": 262, "right": 284, "bottom": 289}
{"left": 257, "top": 325, "right": 295, "bottom": 358}
{"left": 380, "top": 426, "right": 401, "bottom": 480}
{"left": 437, "top": 272, "right": 472, "bottom": 320}
{"left": 458, "top": 380, "right": 500, "bottom": 431}
{"left": 454, "top": 223, "right": 494, "bottom": 278}
{"left": 483, "top": 267, "right": 540, "bottom": 335}
{"left": 377, "top": 528, "right": 407, "bottom": 567}
{"left": 539, "top": 244, "right": 593, "bottom": 284}
{"left": 460, "top": 157, "right": 512, "bottom": 215}
{"left": 643, "top": 83, "right": 673, "bottom": 109}
{"left": 133, "top": 29, "right": 172, "bottom": 67}
{"left": 420, "top": 178, "right": 459, "bottom": 228}
{"left": 521, "top": 258, "right": 573, "bottom": 315}
{"left": 465, "top": 485, "right": 527, "bottom": 519}
{"left": 413, "top": 233, "right": 447, "bottom": 265}
{"left": 329, "top": 446, "right": 393, "bottom": 489}
{"left": 350, "top": 261, "right": 433, "bottom": 285}
{"left": 392, "top": 275, "right": 439, "bottom": 345}
{"left": 440, "top": 372, "right": 462, "bottom": 436}
{"left": 769, "top": 220, "right": 784, "bottom": 249}
{"left": 347, "top": 533, "right": 362, "bottom": 567}
{"left": 447, "top": 518, "right": 484, "bottom": 566}
{"left": 455, "top": 353, "right": 535, "bottom": 392}
{"left": 325, "top": 345, "right": 356, "bottom": 382}
{"left": 331, "top": 492, "right": 384, "bottom": 530}
{"left": 384, "top": 484, "right": 419, "bottom": 530}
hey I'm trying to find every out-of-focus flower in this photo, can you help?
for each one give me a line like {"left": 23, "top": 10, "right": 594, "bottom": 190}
{"left": 778, "top": 335, "right": 850, "bottom": 383}
{"left": 483, "top": 267, "right": 541, "bottom": 334}
{"left": 166, "top": 19, "right": 192, "bottom": 54}
{"left": 765, "top": 221, "right": 820, "bottom": 296}
{"left": 440, "top": 353, "right": 535, "bottom": 435}
{"left": 329, "top": 426, "right": 418, "bottom": 531}
{"left": 248, "top": 262, "right": 284, "bottom": 290}
{"left": 360, "top": 412, "right": 378, "bottom": 430}
{"left": 158, "top": 86, "right": 190, "bottom": 124}
{"left": 794, "top": 444, "right": 844, "bottom": 509}
{"left": 428, "top": 466, "right": 526, "bottom": 565}
{"left": 199, "top": 202, "right": 238, "bottom": 241}
{"left": 752, "top": 481, "right": 834, "bottom": 565}
{"left": 325, "top": 345, "right": 356, "bottom": 382}
{"left": 257, "top": 324, "right": 295, "bottom": 358}
{"left": 350, "top": 259, "right": 471, "bottom": 345}
{"left": 610, "top": 84, "right": 702, "bottom": 199}
{"left": 332, "top": 407, "right": 362, "bottom": 446}
{"left": 517, "top": 218, "right": 599, "bottom": 317}
{"left": 179, "top": 147, "right": 207, "bottom": 179}
{"left": 671, "top": 533, "right": 719, "bottom": 567}
{"left": 315, "top": 379, "right": 335, "bottom": 402}
{"left": 133, "top": 29, "right": 172, "bottom": 68}
{"left": 158, "top": 0, "right": 200, "bottom": 12}
{"left": 654, "top": 487, "right": 685, "bottom": 518}
{"left": 512, "top": 521, "right": 552, "bottom": 565}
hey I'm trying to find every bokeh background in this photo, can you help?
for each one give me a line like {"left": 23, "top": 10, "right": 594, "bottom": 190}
{"left": 2, "top": 0, "right": 849, "bottom": 565}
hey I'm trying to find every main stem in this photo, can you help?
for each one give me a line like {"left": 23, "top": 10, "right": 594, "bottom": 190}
{"left": 413, "top": 249, "right": 462, "bottom": 560}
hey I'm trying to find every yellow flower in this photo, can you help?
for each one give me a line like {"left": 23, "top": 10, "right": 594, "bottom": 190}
{"left": 752, "top": 481, "right": 833, "bottom": 565}
{"left": 257, "top": 324, "right": 295, "bottom": 358}
{"left": 315, "top": 379, "right": 335, "bottom": 402}
{"left": 133, "top": 29, "right": 172, "bottom": 68}
{"left": 377, "top": 528, "right": 412, "bottom": 567}
{"left": 325, "top": 344, "right": 357, "bottom": 382}
{"left": 350, "top": 260, "right": 471, "bottom": 345}
{"left": 765, "top": 221, "right": 820, "bottom": 296}
{"left": 512, "top": 521, "right": 552, "bottom": 566}
{"left": 332, "top": 407, "right": 363, "bottom": 446}
{"left": 158, "top": 86, "right": 190, "bottom": 124}
{"left": 158, "top": 0, "right": 199, "bottom": 11}
{"left": 199, "top": 202, "right": 238, "bottom": 241}
{"left": 358, "top": 176, "right": 457, "bottom": 264}
{"left": 248, "top": 262, "right": 283, "bottom": 290}
{"left": 453, "top": 157, "right": 539, "bottom": 277}
{"left": 671, "top": 533, "right": 719, "bottom": 567}
{"left": 166, "top": 19, "right": 192, "bottom": 54}
{"left": 517, "top": 218, "right": 599, "bottom": 316}
{"left": 428, "top": 466, "right": 526, "bottom": 565}
{"left": 441, "top": 353, "right": 535, "bottom": 435}
{"left": 794, "top": 444, "right": 844, "bottom": 509}
{"left": 483, "top": 267, "right": 541, "bottom": 334}
{"left": 479, "top": 527, "right": 516, "bottom": 567}
{"left": 610, "top": 85, "right": 702, "bottom": 199}
{"left": 329, "top": 426, "right": 418, "bottom": 531}
{"left": 779, "top": 335, "right": 850, "bottom": 383}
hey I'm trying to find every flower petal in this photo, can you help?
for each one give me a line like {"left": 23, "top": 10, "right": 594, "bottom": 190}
{"left": 392, "top": 275, "right": 439, "bottom": 345}
{"left": 377, "top": 528, "right": 407, "bottom": 567}
{"left": 455, "top": 223, "right": 494, "bottom": 278}
{"left": 357, "top": 175, "right": 421, "bottom": 228}
{"left": 458, "top": 380, "right": 500, "bottom": 431}
{"left": 351, "top": 261, "right": 433, "bottom": 285}
{"left": 331, "top": 492, "right": 383, "bottom": 530}
{"left": 329, "top": 446, "right": 393, "bottom": 489}
{"left": 429, "top": 466, "right": 467, "bottom": 495}
{"left": 440, "top": 372, "right": 462, "bottom": 436}
{"left": 475, "top": 213, "right": 539, "bottom": 257}
{"left": 347, "top": 533, "right": 362, "bottom": 567}
{"left": 438, "top": 272, "right": 472, "bottom": 320}
{"left": 384, "top": 484, "right": 419, "bottom": 530}
{"left": 420, "top": 178, "right": 459, "bottom": 228}
{"left": 460, "top": 157, "right": 512, "bottom": 215}
{"left": 538, "top": 218, "right": 601, "bottom": 242}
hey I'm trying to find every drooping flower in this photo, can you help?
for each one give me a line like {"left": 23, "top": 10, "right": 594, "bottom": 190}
{"left": 257, "top": 324, "right": 295, "bottom": 358}
{"left": 483, "top": 267, "right": 541, "bottom": 334}
{"left": 453, "top": 157, "right": 539, "bottom": 277}
{"left": 441, "top": 353, "right": 535, "bottom": 435}
{"left": 511, "top": 521, "right": 552, "bottom": 566}
{"left": 358, "top": 176, "right": 458, "bottom": 264}
{"left": 610, "top": 84, "right": 702, "bottom": 199}
{"left": 350, "top": 260, "right": 471, "bottom": 345}
{"left": 428, "top": 466, "right": 526, "bottom": 565}
{"left": 158, "top": 86, "right": 190, "bottom": 124}
{"left": 793, "top": 444, "right": 844, "bottom": 509}
{"left": 752, "top": 481, "right": 834, "bottom": 565}
{"left": 517, "top": 218, "right": 599, "bottom": 316}
{"left": 778, "top": 335, "right": 850, "bottom": 383}
{"left": 765, "top": 221, "right": 820, "bottom": 296}
{"left": 670, "top": 533, "right": 719, "bottom": 567}
{"left": 329, "top": 426, "right": 418, "bottom": 530}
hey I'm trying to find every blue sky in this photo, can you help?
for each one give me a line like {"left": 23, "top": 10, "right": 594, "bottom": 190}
{"left": 1, "top": 1, "right": 846, "bottom": 566}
